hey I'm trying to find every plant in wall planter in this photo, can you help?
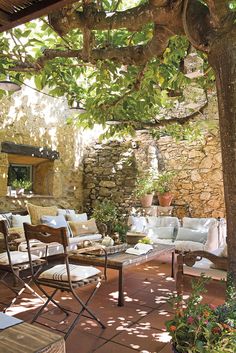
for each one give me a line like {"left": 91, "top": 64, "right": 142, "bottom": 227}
{"left": 153, "top": 170, "right": 175, "bottom": 207}
{"left": 135, "top": 173, "right": 154, "bottom": 208}
{"left": 12, "top": 179, "right": 32, "bottom": 195}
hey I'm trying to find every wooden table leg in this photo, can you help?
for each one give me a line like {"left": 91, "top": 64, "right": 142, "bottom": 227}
{"left": 171, "top": 251, "right": 175, "bottom": 278}
{"left": 118, "top": 267, "right": 124, "bottom": 307}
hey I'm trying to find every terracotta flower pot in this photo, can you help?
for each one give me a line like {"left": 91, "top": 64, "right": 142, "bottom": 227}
{"left": 140, "top": 193, "right": 153, "bottom": 207}
{"left": 158, "top": 192, "right": 173, "bottom": 207}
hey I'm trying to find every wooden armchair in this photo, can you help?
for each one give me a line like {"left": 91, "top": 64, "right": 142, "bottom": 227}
{"left": 176, "top": 250, "right": 228, "bottom": 296}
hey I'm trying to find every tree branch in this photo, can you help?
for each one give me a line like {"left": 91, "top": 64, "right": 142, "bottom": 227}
{"left": 182, "top": 0, "right": 212, "bottom": 53}
{"left": 11, "top": 24, "right": 173, "bottom": 71}
{"left": 106, "top": 100, "right": 208, "bottom": 129}
{"left": 48, "top": 0, "right": 183, "bottom": 35}
{"left": 205, "top": 0, "right": 232, "bottom": 27}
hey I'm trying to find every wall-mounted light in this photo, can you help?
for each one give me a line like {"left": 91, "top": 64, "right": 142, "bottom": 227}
{"left": 0, "top": 75, "right": 21, "bottom": 91}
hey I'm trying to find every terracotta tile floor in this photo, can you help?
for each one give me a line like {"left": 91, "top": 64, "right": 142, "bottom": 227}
{"left": 0, "top": 254, "right": 226, "bottom": 353}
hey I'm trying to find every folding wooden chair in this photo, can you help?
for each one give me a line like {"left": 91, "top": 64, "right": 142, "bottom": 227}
{"left": 23, "top": 223, "right": 106, "bottom": 340}
{"left": 0, "top": 220, "right": 44, "bottom": 312}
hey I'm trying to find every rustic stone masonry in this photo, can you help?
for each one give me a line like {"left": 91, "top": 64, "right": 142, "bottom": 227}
{"left": 0, "top": 87, "right": 88, "bottom": 212}
{"left": 83, "top": 94, "right": 225, "bottom": 218}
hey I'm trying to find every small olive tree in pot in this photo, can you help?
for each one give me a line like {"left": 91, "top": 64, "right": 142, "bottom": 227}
{"left": 153, "top": 171, "right": 176, "bottom": 207}
{"left": 135, "top": 173, "right": 155, "bottom": 208}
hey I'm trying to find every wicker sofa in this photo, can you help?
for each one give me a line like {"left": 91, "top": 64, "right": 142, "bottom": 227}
{"left": 128, "top": 216, "right": 226, "bottom": 253}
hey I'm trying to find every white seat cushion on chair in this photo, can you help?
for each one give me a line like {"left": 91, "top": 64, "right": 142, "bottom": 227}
{"left": 39, "top": 264, "right": 101, "bottom": 282}
{"left": 0, "top": 251, "right": 39, "bottom": 265}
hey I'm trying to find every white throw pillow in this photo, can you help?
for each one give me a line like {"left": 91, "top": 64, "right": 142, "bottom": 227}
{"left": 176, "top": 228, "right": 208, "bottom": 244}
{"left": 182, "top": 217, "right": 216, "bottom": 231}
{"left": 12, "top": 214, "right": 31, "bottom": 228}
{"left": 39, "top": 264, "right": 101, "bottom": 282}
{"left": 57, "top": 209, "right": 76, "bottom": 216}
{"left": 41, "top": 215, "right": 71, "bottom": 237}
{"left": 0, "top": 251, "right": 39, "bottom": 265}
{"left": 66, "top": 213, "right": 88, "bottom": 222}
{"left": 129, "top": 216, "right": 147, "bottom": 233}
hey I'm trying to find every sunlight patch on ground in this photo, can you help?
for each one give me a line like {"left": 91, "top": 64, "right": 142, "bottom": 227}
{"left": 5, "top": 297, "right": 42, "bottom": 316}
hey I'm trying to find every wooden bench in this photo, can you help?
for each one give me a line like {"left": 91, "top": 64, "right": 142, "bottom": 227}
{"left": 176, "top": 250, "right": 228, "bottom": 296}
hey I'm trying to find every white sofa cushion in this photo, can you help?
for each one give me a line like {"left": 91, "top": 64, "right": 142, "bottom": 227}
{"left": 17, "top": 234, "right": 102, "bottom": 257}
{"left": 128, "top": 216, "right": 147, "bottom": 233}
{"left": 146, "top": 216, "right": 180, "bottom": 228}
{"left": 176, "top": 228, "right": 208, "bottom": 243}
{"left": 39, "top": 264, "right": 101, "bottom": 282}
{"left": 175, "top": 240, "right": 205, "bottom": 252}
{"left": 12, "top": 214, "right": 31, "bottom": 228}
{"left": 0, "top": 251, "right": 39, "bottom": 265}
{"left": 146, "top": 226, "right": 175, "bottom": 240}
{"left": 150, "top": 238, "right": 174, "bottom": 246}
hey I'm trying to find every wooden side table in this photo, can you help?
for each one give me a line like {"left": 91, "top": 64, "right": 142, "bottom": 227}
{"left": 0, "top": 322, "right": 65, "bottom": 353}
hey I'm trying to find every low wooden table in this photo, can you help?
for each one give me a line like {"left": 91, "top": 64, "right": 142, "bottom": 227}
{"left": 0, "top": 320, "right": 65, "bottom": 353}
{"left": 70, "top": 243, "right": 175, "bottom": 306}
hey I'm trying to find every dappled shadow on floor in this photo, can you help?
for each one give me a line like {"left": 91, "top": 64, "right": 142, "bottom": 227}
{"left": 0, "top": 255, "right": 225, "bottom": 353}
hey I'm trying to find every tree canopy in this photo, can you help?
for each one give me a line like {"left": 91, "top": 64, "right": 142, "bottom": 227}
{"left": 1, "top": 0, "right": 233, "bottom": 136}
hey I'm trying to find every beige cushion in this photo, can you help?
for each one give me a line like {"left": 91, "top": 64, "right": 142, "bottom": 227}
{"left": 39, "top": 264, "right": 101, "bottom": 282}
{"left": 68, "top": 218, "right": 98, "bottom": 237}
{"left": 27, "top": 203, "right": 57, "bottom": 225}
{"left": 9, "top": 227, "right": 25, "bottom": 238}
{"left": 0, "top": 251, "right": 39, "bottom": 265}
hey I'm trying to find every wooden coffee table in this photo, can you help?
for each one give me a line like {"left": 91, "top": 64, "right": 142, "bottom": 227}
{"left": 69, "top": 243, "right": 175, "bottom": 306}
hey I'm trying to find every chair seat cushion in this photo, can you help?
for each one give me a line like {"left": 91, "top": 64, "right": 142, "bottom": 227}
{"left": 39, "top": 264, "right": 101, "bottom": 282}
{"left": 0, "top": 251, "right": 39, "bottom": 265}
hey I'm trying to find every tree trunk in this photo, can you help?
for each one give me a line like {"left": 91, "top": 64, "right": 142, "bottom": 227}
{"left": 208, "top": 26, "right": 236, "bottom": 287}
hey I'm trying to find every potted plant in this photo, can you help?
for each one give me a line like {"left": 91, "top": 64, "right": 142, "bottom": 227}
{"left": 166, "top": 277, "right": 236, "bottom": 353}
{"left": 153, "top": 170, "right": 175, "bottom": 207}
{"left": 12, "top": 179, "right": 32, "bottom": 195}
{"left": 135, "top": 173, "right": 155, "bottom": 208}
{"left": 91, "top": 199, "right": 119, "bottom": 236}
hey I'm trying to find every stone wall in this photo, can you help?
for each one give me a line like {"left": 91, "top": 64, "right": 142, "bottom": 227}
{"left": 83, "top": 94, "right": 225, "bottom": 218}
{"left": 0, "top": 85, "right": 225, "bottom": 218}
{"left": 0, "top": 85, "right": 101, "bottom": 212}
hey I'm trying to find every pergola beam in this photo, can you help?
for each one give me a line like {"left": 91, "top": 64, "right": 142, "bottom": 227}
{"left": 0, "top": 0, "right": 78, "bottom": 32}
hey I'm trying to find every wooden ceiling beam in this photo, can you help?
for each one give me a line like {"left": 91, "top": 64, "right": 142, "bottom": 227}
{"left": 0, "top": 0, "right": 78, "bottom": 32}
{"left": 0, "top": 9, "right": 11, "bottom": 25}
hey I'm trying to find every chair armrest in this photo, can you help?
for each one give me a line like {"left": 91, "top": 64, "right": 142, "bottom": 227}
{"left": 183, "top": 250, "right": 227, "bottom": 270}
